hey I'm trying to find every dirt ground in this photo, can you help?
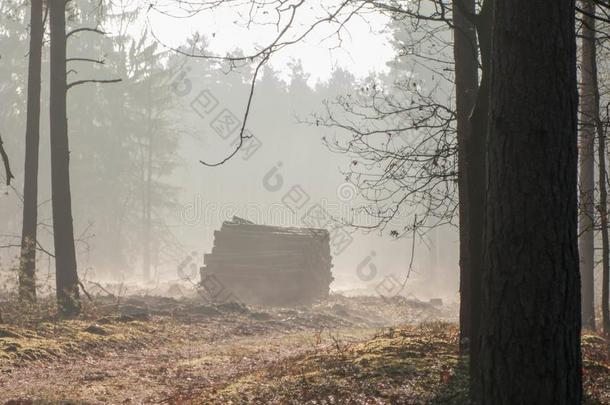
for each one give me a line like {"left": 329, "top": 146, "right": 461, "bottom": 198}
{"left": 0, "top": 294, "right": 608, "bottom": 405}
{"left": 0, "top": 293, "right": 456, "bottom": 404}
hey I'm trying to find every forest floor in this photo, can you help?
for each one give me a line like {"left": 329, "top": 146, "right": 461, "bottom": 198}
{"left": 0, "top": 293, "right": 608, "bottom": 404}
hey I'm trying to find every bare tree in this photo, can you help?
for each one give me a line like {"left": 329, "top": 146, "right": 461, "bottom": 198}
{"left": 18, "top": 0, "right": 45, "bottom": 303}
{"left": 580, "top": 0, "right": 597, "bottom": 331}
{"left": 456, "top": 2, "right": 493, "bottom": 395}
{"left": 585, "top": 0, "right": 610, "bottom": 337}
{"left": 49, "top": 0, "right": 80, "bottom": 316}
{"left": 452, "top": 0, "right": 478, "bottom": 352}
{"left": 597, "top": 101, "right": 609, "bottom": 335}
{"left": 47, "top": 0, "right": 123, "bottom": 315}
{"left": 313, "top": 79, "right": 458, "bottom": 234}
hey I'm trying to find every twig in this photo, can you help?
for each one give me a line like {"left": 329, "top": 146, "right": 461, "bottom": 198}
{"left": 87, "top": 280, "right": 116, "bottom": 298}
{"left": 0, "top": 132, "right": 14, "bottom": 186}
{"left": 78, "top": 280, "right": 93, "bottom": 301}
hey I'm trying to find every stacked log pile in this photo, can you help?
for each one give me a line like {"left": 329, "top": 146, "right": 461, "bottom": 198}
{"left": 201, "top": 217, "right": 333, "bottom": 305}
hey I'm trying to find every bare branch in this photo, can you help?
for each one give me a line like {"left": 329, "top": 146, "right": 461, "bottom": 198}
{"left": 199, "top": 52, "right": 270, "bottom": 167}
{"left": 66, "top": 27, "right": 106, "bottom": 39}
{"left": 66, "top": 57, "right": 105, "bottom": 65}
{"left": 67, "top": 78, "right": 122, "bottom": 90}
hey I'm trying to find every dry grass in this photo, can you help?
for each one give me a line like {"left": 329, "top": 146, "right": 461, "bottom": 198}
{"left": 0, "top": 295, "right": 607, "bottom": 405}
{"left": 188, "top": 324, "right": 610, "bottom": 405}
{"left": 189, "top": 323, "right": 466, "bottom": 404}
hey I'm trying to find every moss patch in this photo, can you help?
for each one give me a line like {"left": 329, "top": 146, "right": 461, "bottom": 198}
{"left": 192, "top": 323, "right": 468, "bottom": 404}
{"left": 189, "top": 324, "right": 610, "bottom": 405}
{"left": 0, "top": 320, "right": 156, "bottom": 365}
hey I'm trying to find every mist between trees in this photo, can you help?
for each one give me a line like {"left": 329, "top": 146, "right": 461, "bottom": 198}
{"left": 0, "top": 0, "right": 609, "bottom": 403}
{"left": 0, "top": 0, "right": 457, "bottom": 291}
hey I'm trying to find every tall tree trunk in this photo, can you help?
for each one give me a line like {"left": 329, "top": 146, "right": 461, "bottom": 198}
{"left": 580, "top": 0, "right": 597, "bottom": 331}
{"left": 594, "top": 24, "right": 610, "bottom": 337}
{"left": 595, "top": 56, "right": 609, "bottom": 336}
{"left": 601, "top": 178, "right": 610, "bottom": 336}
{"left": 49, "top": 0, "right": 80, "bottom": 317}
{"left": 467, "top": 0, "right": 492, "bottom": 397}
{"left": 142, "top": 74, "right": 154, "bottom": 282}
{"left": 18, "top": 0, "right": 44, "bottom": 303}
{"left": 453, "top": 0, "right": 479, "bottom": 353}
{"left": 143, "top": 135, "right": 153, "bottom": 281}
{"left": 478, "top": 0, "right": 582, "bottom": 403}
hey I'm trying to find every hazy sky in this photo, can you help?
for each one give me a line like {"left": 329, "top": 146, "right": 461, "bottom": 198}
{"left": 143, "top": 1, "right": 396, "bottom": 84}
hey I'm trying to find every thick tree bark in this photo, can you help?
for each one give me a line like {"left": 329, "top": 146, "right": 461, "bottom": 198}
{"left": 453, "top": 0, "right": 479, "bottom": 352}
{"left": 49, "top": 0, "right": 80, "bottom": 316}
{"left": 18, "top": 0, "right": 44, "bottom": 303}
{"left": 579, "top": 0, "right": 597, "bottom": 331}
{"left": 478, "top": 0, "right": 582, "bottom": 403}
{"left": 466, "top": 0, "right": 492, "bottom": 397}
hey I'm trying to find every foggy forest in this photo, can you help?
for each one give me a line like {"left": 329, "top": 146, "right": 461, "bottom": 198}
{"left": 0, "top": 0, "right": 609, "bottom": 404}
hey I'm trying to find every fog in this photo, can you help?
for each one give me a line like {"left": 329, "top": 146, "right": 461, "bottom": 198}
{"left": 0, "top": 0, "right": 459, "bottom": 302}
{"left": 2, "top": 1, "right": 603, "bottom": 403}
